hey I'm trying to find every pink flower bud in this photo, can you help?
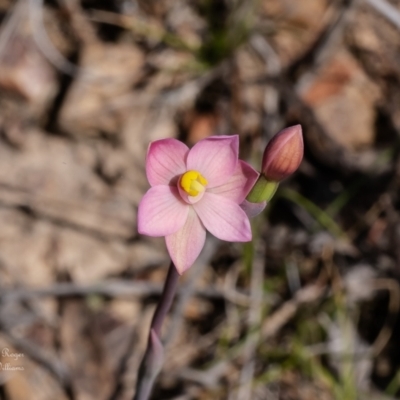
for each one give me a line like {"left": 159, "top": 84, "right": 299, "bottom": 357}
{"left": 261, "top": 125, "right": 303, "bottom": 182}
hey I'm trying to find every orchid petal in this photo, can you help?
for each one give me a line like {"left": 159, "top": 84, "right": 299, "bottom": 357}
{"left": 208, "top": 160, "right": 259, "bottom": 203}
{"left": 186, "top": 135, "right": 239, "bottom": 188}
{"left": 146, "top": 138, "right": 189, "bottom": 186}
{"left": 166, "top": 208, "right": 206, "bottom": 274}
{"left": 194, "top": 193, "right": 252, "bottom": 242}
{"left": 138, "top": 186, "right": 189, "bottom": 237}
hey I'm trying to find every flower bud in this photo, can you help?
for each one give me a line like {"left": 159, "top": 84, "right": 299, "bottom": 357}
{"left": 261, "top": 125, "right": 303, "bottom": 182}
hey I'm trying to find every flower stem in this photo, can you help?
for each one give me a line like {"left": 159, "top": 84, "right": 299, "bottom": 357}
{"left": 134, "top": 262, "right": 180, "bottom": 400}
{"left": 150, "top": 263, "right": 180, "bottom": 336}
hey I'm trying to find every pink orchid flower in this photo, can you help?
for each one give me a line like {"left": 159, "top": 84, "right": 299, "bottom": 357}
{"left": 138, "top": 135, "right": 259, "bottom": 274}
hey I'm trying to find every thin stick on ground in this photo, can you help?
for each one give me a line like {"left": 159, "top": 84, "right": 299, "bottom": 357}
{"left": 364, "top": 0, "right": 400, "bottom": 30}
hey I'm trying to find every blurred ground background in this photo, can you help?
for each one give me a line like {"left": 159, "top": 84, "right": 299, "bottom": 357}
{"left": 0, "top": 0, "right": 399, "bottom": 399}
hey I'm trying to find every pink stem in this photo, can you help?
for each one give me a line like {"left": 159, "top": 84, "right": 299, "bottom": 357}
{"left": 134, "top": 262, "right": 180, "bottom": 400}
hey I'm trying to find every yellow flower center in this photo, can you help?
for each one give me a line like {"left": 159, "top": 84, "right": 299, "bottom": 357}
{"left": 180, "top": 170, "right": 208, "bottom": 197}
